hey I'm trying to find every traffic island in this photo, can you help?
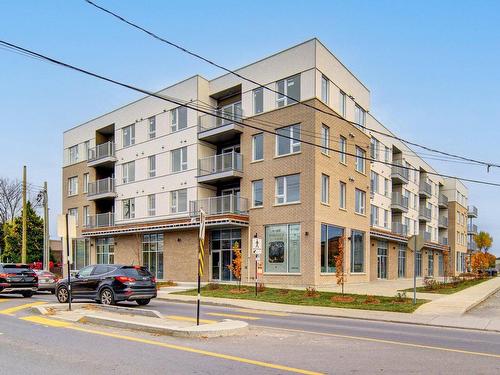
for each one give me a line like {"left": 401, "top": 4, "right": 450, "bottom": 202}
{"left": 31, "top": 303, "right": 248, "bottom": 338}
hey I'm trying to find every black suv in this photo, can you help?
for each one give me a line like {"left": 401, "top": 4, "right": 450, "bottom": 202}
{"left": 55, "top": 264, "right": 157, "bottom": 306}
{"left": 0, "top": 263, "right": 38, "bottom": 297}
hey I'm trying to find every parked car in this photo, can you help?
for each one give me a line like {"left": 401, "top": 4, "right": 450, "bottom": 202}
{"left": 55, "top": 264, "right": 157, "bottom": 306}
{"left": 0, "top": 263, "right": 38, "bottom": 297}
{"left": 34, "top": 270, "right": 58, "bottom": 294}
{"left": 485, "top": 268, "right": 498, "bottom": 277}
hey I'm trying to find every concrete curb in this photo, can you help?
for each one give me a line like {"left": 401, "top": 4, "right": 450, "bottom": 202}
{"left": 91, "top": 304, "right": 163, "bottom": 318}
{"left": 463, "top": 283, "right": 500, "bottom": 314}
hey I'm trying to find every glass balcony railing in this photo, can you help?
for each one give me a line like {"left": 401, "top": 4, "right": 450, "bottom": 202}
{"left": 87, "top": 178, "right": 115, "bottom": 198}
{"left": 84, "top": 212, "right": 114, "bottom": 228}
{"left": 189, "top": 195, "right": 248, "bottom": 216}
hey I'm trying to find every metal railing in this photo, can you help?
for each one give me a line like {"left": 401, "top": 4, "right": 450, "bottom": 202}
{"left": 189, "top": 195, "right": 248, "bottom": 216}
{"left": 391, "top": 192, "right": 409, "bottom": 210}
{"left": 88, "top": 141, "right": 115, "bottom": 162}
{"left": 198, "top": 152, "right": 243, "bottom": 176}
{"left": 438, "top": 193, "right": 448, "bottom": 207}
{"left": 419, "top": 181, "right": 432, "bottom": 196}
{"left": 468, "top": 223, "right": 478, "bottom": 233}
{"left": 84, "top": 212, "right": 114, "bottom": 228}
{"left": 87, "top": 178, "right": 115, "bottom": 197}
{"left": 438, "top": 216, "right": 448, "bottom": 227}
{"left": 392, "top": 222, "right": 408, "bottom": 236}
{"left": 391, "top": 160, "right": 409, "bottom": 182}
{"left": 198, "top": 104, "right": 243, "bottom": 133}
{"left": 419, "top": 207, "right": 432, "bottom": 220}
{"left": 468, "top": 205, "right": 478, "bottom": 217}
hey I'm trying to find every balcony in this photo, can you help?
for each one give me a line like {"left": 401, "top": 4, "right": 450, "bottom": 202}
{"left": 84, "top": 212, "right": 114, "bottom": 228}
{"left": 419, "top": 207, "right": 432, "bottom": 222}
{"left": 438, "top": 216, "right": 448, "bottom": 229}
{"left": 392, "top": 222, "right": 408, "bottom": 236}
{"left": 189, "top": 195, "right": 248, "bottom": 216}
{"left": 419, "top": 181, "right": 432, "bottom": 198}
{"left": 197, "top": 152, "right": 243, "bottom": 184}
{"left": 87, "top": 178, "right": 116, "bottom": 200}
{"left": 391, "top": 161, "right": 409, "bottom": 184}
{"left": 438, "top": 193, "right": 448, "bottom": 208}
{"left": 439, "top": 237, "right": 449, "bottom": 246}
{"left": 391, "top": 192, "right": 409, "bottom": 213}
{"left": 468, "top": 223, "right": 478, "bottom": 234}
{"left": 198, "top": 105, "right": 244, "bottom": 143}
{"left": 87, "top": 141, "right": 117, "bottom": 168}
{"left": 468, "top": 240, "right": 478, "bottom": 252}
{"left": 468, "top": 205, "right": 478, "bottom": 218}
{"left": 421, "top": 230, "right": 431, "bottom": 242}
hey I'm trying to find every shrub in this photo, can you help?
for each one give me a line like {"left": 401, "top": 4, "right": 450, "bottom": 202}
{"left": 364, "top": 295, "right": 380, "bottom": 304}
{"left": 331, "top": 295, "right": 355, "bottom": 303}
{"left": 206, "top": 283, "right": 220, "bottom": 290}
{"left": 423, "top": 278, "right": 439, "bottom": 290}
{"left": 304, "top": 286, "right": 319, "bottom": 298}
{"left": 394, "top": 291, "right": 408, "bottom": 303}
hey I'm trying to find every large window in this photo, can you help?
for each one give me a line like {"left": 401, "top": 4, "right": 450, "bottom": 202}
{"left": 265, "top": 224, "right": 300, "bottom": 273}
{"left": 171, "top": 189, "right": 187, "bottom": 213}
{"left": 339, "top": 91, "right": 346, "bottom": 117}
{"left": 123, "top": 124, "right": 135, "bottom": 147}
{"left": 68, "top": 208, "right": 78, "bottom": 226}
{"left": 148, "top": 116, "right": 156, "bottom": 139}
{"left": 339, "top": 182, "right": 346, "bottom": 209}
{"left": 350, "top": 230, "right": 365, "bottom": 273}
{"left": 252, "top": 180, "right": 263, "bottom": 208}
{"left": 398, "top": 244, "right": 406, "bottom": 278}
{"left": 122, "top": 161, "right": 135, "bottom": 183}
{"left": 276, "top": 74, "right": 300, "bottom": 107}
{"left": 275, "top": 174, "right": 300, "bottom": 204}
{"left": 321, "top": 174, "right": 329, "bottom": 204}
{"left": 71, "top": 239, "right": 90, "bottom": 271}
{"left": 171, "top": 147, "right": 188, "bottom": 172}
{"left": 68, "top": 176, "right": 78, "bottom": 196}
{"left": 355, "top": 189, "right": 366, "bottom": 214}
{"left": 123, "top": 198, "right": 135, "bottom": 219}
{"left": 69, "top": 145, "right": 79, "bottom": 164}
{"left": 142, "top": 233, "right": 164, "bottom": 280}
{"left": 355, "top": 146, "right": 366, "bottom": 173}
{"left": 148, "top": 155, "right": 156, "bottom": 178}
{"left": 276, "top": 124, "right": 301, "bottom": 156}
{"left": 321, "top": 75, "right": 329, "bottom": 103}
{"left": 321, "top": 124, "right": 329, "bottom": 155}
{"left": 253, "top": 88, "right": 263, "bottom": 114}
{"left": 171, "top": 106, "right": 187, "bottom": 132}
{"left": 252, "top": 133, "right": 264, "bottom": 161}
{"left": 339, "top": 136, "right": 347, "bottom": 164}
{"left": 96, "top": 237, "right": 114, "bottom": 265}
{"left": 321, "top": 224, "right": 344, "bottom": 273}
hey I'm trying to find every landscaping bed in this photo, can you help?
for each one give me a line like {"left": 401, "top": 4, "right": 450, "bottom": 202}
{"left": 176, "top": 284, "right": 427, "bottom": 313}
{"left": 401, "top": 277, "right": 491, "bottom": 295}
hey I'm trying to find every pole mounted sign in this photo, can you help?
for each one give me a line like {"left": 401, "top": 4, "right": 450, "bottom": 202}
{"left": 408, "top": 234, "right": 425, "bottom": 305}
{"left": 57, "top": 214, "right": 76, "bottom": 311}
{"left": 252, "top": 235, "right": 263, "bottom": 296}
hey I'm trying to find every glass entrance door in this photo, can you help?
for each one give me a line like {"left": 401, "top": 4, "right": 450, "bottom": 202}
{"left": 377, "top": 247, "right": 388, "bottom": 279}
{"left": 210, "top": 229, "right": 241, "bottom": 282}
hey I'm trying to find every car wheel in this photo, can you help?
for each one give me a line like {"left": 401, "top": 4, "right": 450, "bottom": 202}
{"left": 56, "top": 286, "right": 69, "bottom": 303}
{"left": 100, "top": 288, "right": 115, "bottom": 305}
{"left": 22, "top": 291, "right": 34, "bottom": 298}
{"left": 136, "top": 299, "right": 151, "bottom": 306}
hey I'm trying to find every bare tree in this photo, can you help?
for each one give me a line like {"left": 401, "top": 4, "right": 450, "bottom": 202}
{"left": 0, "top": 178, "right": 23, "bottom": 224}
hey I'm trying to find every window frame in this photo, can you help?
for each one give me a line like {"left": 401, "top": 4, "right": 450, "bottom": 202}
{"left": 69, "top": 145, "right": 79, "bottom": 164}
{"left": 122, "top": 161, "right": 135, "bottom": 184}
{"left": 276, "top": 124, "right": 301, "bottom": 157}
{"left": 171, "top": 106, "right": 188, "bottom": 133}
{"left": 355, "top": 188, "right": 366, "bottom": 215}
{"left": 170, "top": 189, "right": 188, "bottom": 213}
{"left": 147, "top": 194, "right": 156, "bottom": 216}
{"left": 68, "top": 176, "right": 78, "bottom": 196}
{"left": 122, "top": 124, "right": 135, "bottom": 148}
{"left": 321, "top": 124, "right": 330, "bottom": 155}
{"left": 275, "top": 174, "right": 300, "bottom": 205}
{"left": 355, "top": 146, "right": 366, "bottom": 173}
{"left": 321, "top": 75, "right": 329, "bottom": 104}
{"left": 339, "top": 91, "right": 346, "bottom": 118}
{"left": 122, "top": 198, "right": 135, "bottom": 219}
{"left": 339, "top": 181, "right": 346, "bottom": 209}
{"left": 171, "top": 147, "right": 188, "bottom": 173}
{"left": 252, "top": 133, "right": 264, "bottom": 162}
{"left": 321, "top": 174, "right": 330, "bottom": 204}
{"left": 148, "top": 116, "right": 156, "bottom": 139}
{"left": 350, "top": 229, "right": 365, "bottom": 273}
{"left": 253, "top": 87, "right": 264, "bottom": 114}
{"left": 276, "top": 74, "right": 300, "bottom": 107}
{"left": 251, "top": 179, "right": 263, "bottom": 208}
{"left": 148, "top": 155, "right": 156, "bottom": 178}
{"left": 339, "top": 136, "right": 347, "bottom": 164}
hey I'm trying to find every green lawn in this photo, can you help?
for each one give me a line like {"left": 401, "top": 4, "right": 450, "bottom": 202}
{"left": 176, "top": 284, "right": 427, "bottom": 313}
{"left": 401, "top": 277, "right": 491, "bottom": 295}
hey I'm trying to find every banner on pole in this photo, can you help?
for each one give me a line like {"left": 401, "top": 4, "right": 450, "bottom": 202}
{"left": 198, "top": 209, "right": 206, "bottom": 276}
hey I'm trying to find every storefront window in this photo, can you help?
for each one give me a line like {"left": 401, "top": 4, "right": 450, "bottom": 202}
{"left": 265, "top": 224, "right": 300, "bottom": 273}
{"left": 142, "top": 233, "right": 164, "bottom": 280}
{"left": 350, "top": 230, "right": 365, "bottom": 273}
{"left": 72, "top": 238, "right": 90, "bottom": 270}
{"left": 321, "top": 224, "right": 343, "bottom": 273}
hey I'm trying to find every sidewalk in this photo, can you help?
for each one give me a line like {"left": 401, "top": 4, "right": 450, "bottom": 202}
{"left": 158, "top": 277, "right": 500, "bottom": 333}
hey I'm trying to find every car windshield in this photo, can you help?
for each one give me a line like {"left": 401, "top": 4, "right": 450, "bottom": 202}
{"left": 121, "top": 267, "right": 151, "bottom": 277}
{"left": 2, "top": 265, "right": 32, "bottom": 274}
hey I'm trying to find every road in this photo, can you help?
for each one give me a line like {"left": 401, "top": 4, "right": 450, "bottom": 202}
{"left": 0, "top": 293, "right": 499, "bottom": 374}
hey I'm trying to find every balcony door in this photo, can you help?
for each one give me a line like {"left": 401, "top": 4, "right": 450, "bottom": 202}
{"left": 219, "top": 146, "right": 240, "bottom": 172}
{"left": 221, "top": 188, "right": 240, "bottom": 213}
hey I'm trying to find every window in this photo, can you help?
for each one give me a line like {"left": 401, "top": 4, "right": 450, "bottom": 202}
{"left": 339, "top": 136, "right": 347, "bottom": 164}
{"left": 71, "top": 239, "right": 90, "bottom": 271}
{"left": 355, "top": 189, "right": 366, "bottom": 214}
{"left": 384, "top": 178, "right": 390, "bottom": 197}
{"left": 339, "top": 182, "right": 346, "bottom": 209}
{"left": 275, "top": 174, "right": 300, "bottom": 204}
{"left": 147, "top": 194, "right": 156, "bottom": 216}
{"left": 171, "top": 106, "right": 187, "bottom": 132}
{"left": 171, "top": 189, "right": 187, "bottom": 213}
{"left": 69, "top": 145, "right": 79, "bottom": 164}
{"left": 68, "top": 176, "right": 78, "bottom": 196}
{"left": 84, "top": 141, "right": 90, "bottom": 161}
{"left": 384, "top": 209, "right": 389, "bottom": 229}
{"left": 339, "top": 91, "right": 346, "bottom": 117}
{"left": 123, "top": 198, "right": 135, "bottom": 219}
{"left": 370, "top": 171, "right": 379, "bottom": 194}
{"left": 321, "top": 174, "right": 329, "bottom": 204}
{"left": 371, "top": 205, "right": 379, "bottom": 226}
{"left": 252, "top": 180, "right": 263, "bottom": 208}
{"left": 276, "top": 74, "right": 300, "bottom": 107}
{"left": 355, "top": 147, "right": 365, "bottom": 173}
{"left": 351, "top": 230, "right": 365, "bottom": 273}
{"left": 276, "top": 124, "right": 301, "bottom": 156}
{"left": 142, "top": 233, "right": 164, "bottom": 280}
{"left": 83, "top": 206, "right": 89, "bottom": 227}
{"left": 321, "top": 75, "right": 329, "bottom": 103}
{"left": 321, "top": 224, "right": 344, "bottom": 273}
{"left": 68, "top": 208, "right": 78, "bottom": 226}
{"left": 171, "top": 147, "right": 188, "bottom": 172}
{"left": 148, "top": 155, "right": 156, "bottom": 178}
{"left": 398, "top": 244, "right": 406, "bottom": 278}
{"left": 96, "top": 237, "right": 114, "bottom": 265}
{"left": 252, "top": 133, "right": 264, "bottom": 161}
{"left": 265, "top": 223, "right": 300, "bottom": 273}
{"left": 416, "top": 251, "right": 422, "bottom": 277}
{"left": 122, "top": 124, "right": 135, "bottom": 147}
{"left": 428, "top": 251, "right": 434, "bottom": 277}
{"left": 355, "top": 104, "right": 366, "bottom": 128}
{"left": 321, "top": 124, "right": 329, "bottom": 155}
{"left": 384, "top": 146, "right": 390, "bottom": 163}
{"left": 370, "top": 138, "right": 379, "bottom": 161}
{"left": 83, "top": 173, "right": 89, "bottom": 194}
{"left": 148, "top": 116, "right": 156, "bottom": 139}
{"left": 253, "top": 88, "right": 263, "bottom": 114}
{"left": 122, "top": 161, "right": 135, "bottom": 183}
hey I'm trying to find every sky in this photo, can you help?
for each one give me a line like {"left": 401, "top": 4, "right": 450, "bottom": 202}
{"left": 0, "top": 0, "right": 499, "bottom": 255}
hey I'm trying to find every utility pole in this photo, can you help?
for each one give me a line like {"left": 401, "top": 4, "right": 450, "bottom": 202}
{"left": 43, "top": 181, "right": 49, "bottom": 271}
{"left": 21, "top": 165, "right": 27, "bottom": 264}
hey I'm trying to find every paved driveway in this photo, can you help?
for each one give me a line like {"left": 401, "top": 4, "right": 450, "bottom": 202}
{"left": 467, "top": 290, "right": 500, "bottom": 318}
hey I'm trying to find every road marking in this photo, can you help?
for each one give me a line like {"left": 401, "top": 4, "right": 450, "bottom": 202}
{"left": 20, "top": 316, "right": 73, "bottom": 328}
{"left": 0, "top": 302, "right": 46, "bottom": 316}
{"left": 165, "top": 315, "right": 217, "bottom": 324}
{"left": 206, "top": 312, "right": 261, "bottom": 320}
{"left": 236, "top": 309, "right": 290, "bottom": 317}
{"left": 256, "top": 326, "right": 500, "bottom": 359}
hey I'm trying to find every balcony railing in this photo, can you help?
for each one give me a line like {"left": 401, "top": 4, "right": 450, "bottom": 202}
{"left": 189, "top": 195, "right": 248, "bottom": 216}
{"left": 419, "top": 207, "right": 432, "bottom": 221}
{"left": 468, "top": 240, "right": 478, "bottom": 251}
{"left": 391, "top": 192, "right": 409, "bottom": 212}
{"left": 468, "top": 205, "right": 478, "bottom": 218}
{"left": 438, "top": 193, "right": 448, "bottom": 208}
{"left": 438, "top": 216, "right": 448, "bottom": 228}
{"left": 421, "top": 230, "right": 431, "bottom": 242}
{"left": 468, "top": 223, "right": 478, "bottom": 234}
{"left": 439, "top": 237, "right": 449, "bottom": 246}
{"left": 87, "top": 141, "right": 116, "bottom": 165}
{"left": 84, "top": 212, "right": 114, "bottom": 228}
{"left": 198, "top": 152, "right": 243, "bottom": 177}
{"left": 391, "top": 160, "right": 409, "bottom": 184}
{"left": 392, "top": 222, "right": 408, "bottom": 236}
{"left": 419, "top": 181, "right": 432, "bottom": 197}
{"left": 198, "top": 105, "right": 243, "bottom": 133}
{"left": 87, "top": 178, "right": 115, "bottom": 198}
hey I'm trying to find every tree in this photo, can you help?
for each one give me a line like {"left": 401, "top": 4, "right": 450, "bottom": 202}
{"left": 0, "top": 177, "right": 23, "bottom": 225}
{"left": 334, "top": 236, "right": 346, "bottom": 295}
{"left": 228, "top": 241, "right": 242, "bottom": 290}
{"left": 474, "top": 231, "right": 493, "bottom": 252}
{"left": 471, "top": 252, "right": 491, "bottom": 275}
{"left": 1, "top": 202, "right": 43, "bottom": 263}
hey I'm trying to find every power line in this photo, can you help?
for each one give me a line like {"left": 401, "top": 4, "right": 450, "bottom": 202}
{"left": 83, "top": 0, "right": 500, "bottom": 170}
{"left": 1, "top": 39, "right": 499, "bottom": 189}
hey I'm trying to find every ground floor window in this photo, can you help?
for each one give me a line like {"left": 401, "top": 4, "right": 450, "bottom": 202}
{"left": 377, "top": 241, "right": 388, "bottom": 279}
{"left": 398, "top": 244, "right": 406, "bottom": 278}
{"left": 142, "top": 233, "right": 164, "bottom": 280}
{"left": 350, "top": 230, "right": 365, "bottom": 273}
{"left": 320, "top": 224, "right": 344, "bottom": 273}
{"left": 210, "top": 229, "right": 241, "bottom": 281}
{"left": 438, "top": 252, "right": 444, "bottom": 276}
{"left": 456, "top": 252, "right": 466, "bottom": 273}
{"left": 72, "top": 238, "right": 90, "bottom": 270}
{"left": 96, "top": 237, "right": 114, "bottom": 264}
{"left": 265, "top": 224, "right": 300, "bottom": 273}
{"left": 416, "top": 251, "right": 422, "bottom": 277}
{"left": 428, "top": 251, "right": 434, "bottom": 277}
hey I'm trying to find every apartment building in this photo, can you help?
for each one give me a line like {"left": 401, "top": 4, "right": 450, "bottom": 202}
{"left": 62, "top": 38, "right": 473, "bottom": 285}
